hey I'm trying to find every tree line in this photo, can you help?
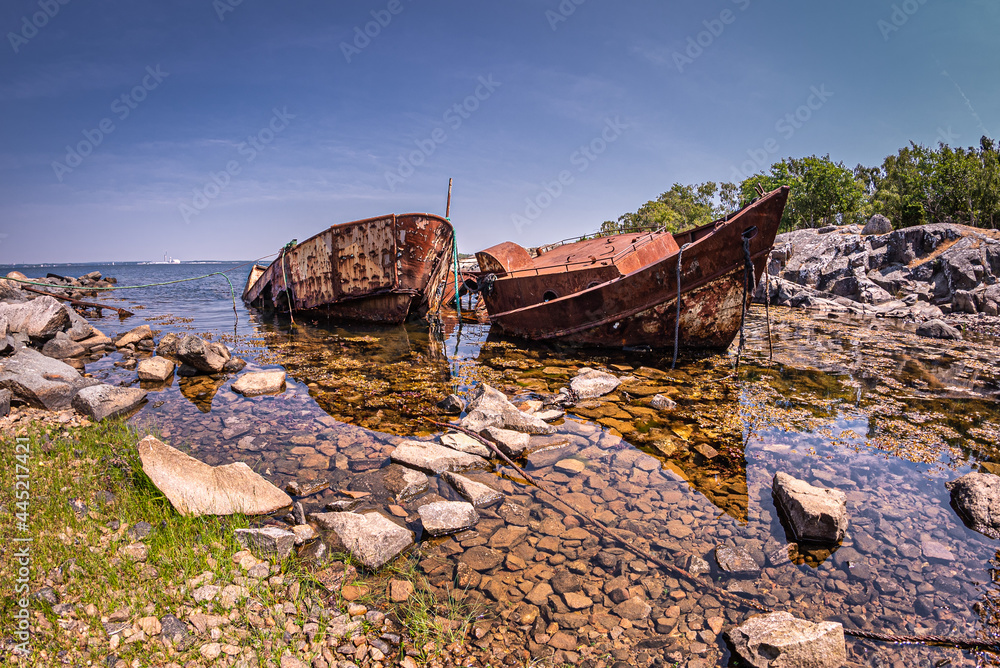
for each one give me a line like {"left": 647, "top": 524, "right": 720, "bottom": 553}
{"left": 602, "top": 136, "right": 1000, "bottom": 235}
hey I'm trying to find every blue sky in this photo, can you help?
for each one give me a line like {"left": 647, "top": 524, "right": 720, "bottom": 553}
{"left": 0, "top": 0, "right": 996, "bottom": 263}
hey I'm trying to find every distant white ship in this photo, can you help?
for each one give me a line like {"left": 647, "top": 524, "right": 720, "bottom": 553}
{"left": 150, "top": 252, "right": 181, "bottom": 264}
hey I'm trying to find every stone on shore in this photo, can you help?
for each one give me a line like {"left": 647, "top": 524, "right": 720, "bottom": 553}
{"left": 437, "top": 394, "right": 466, "bottom": 414}
{"left": 481, "top": 425, "right": 529, "bottom": 457}
{"left": 772, "top": 472, "right": 848, "bottom": 543}
{"left": 138, "top": 435, "right": 292, "bottom": 516}
{"left": 0, "top": 348, "right": 98, "bottom": 410}
{"left": 65, "top": 308, "right": 93, "bottom": 341}
{"left": 440, "top": 432, "right": 492, "bottom": 458}
{"left": 390, "top": 440, "right": 489, "bottom": 475}
{"left": 726, "top": 611, "right": 846, "bottom": 668}
{"left": 570, "top": 368, "right": 621, "bottom": 399}
{"left": 176, "top": 335, "right": 231, "bottom": 374}
{"left": 418, "top": 501, "right": 479, "bottom": 536}
{"left": 137, "top": 356, "right": 175, "bottom": 382}
{"left": 916, "top": 319, "right": 962, "bottom": 340}
{"left": 381, "top": 465, "right": 429, "bottom": 501}
{"left": 231, "top": 370, "right": 286, "bottom": 397}
{"left": 115, "top": 324, "right": 153, "bottom": 348}
{"left": 459, "top": 384, "right": 553, "bottom": 435}
{"left": 72, "top": 384, "right": 147, "bottom": 421}
{"left": 41, "top": 336, "right": 86, "bottom": 360}
{"left": 311, "top": 511, "right": 413, "bottom": 570}
{"left": 442, "top": 472, "right": 503, "bottom": 507}
{"left": 0, "top": 296, "right": 70, "bottom": 340}
{"left": 234, "top": 527, "right": 296, "bottom": 561}
{"left": 0, "top": 388, "right": 10, "bottom": 417}
{"left": 946, "top": 472, "right": 1000, "bottom": 539}
{"left": 0, "top": 277, "right": 27, "bottom": 302}
{"left": 861, "top": 214, "right": 892, "bottom": 235}
{"left": 649, "top": 394, "right": 677, "bottom": 411}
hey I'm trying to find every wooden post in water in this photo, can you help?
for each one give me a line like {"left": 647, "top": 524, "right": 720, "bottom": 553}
{"left": 446, "top": 178, "right": 453, "bottom": 219}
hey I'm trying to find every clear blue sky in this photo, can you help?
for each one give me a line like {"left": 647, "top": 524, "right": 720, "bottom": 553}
{"left": 1, "top": 0, "right": 996, "bottom": 263}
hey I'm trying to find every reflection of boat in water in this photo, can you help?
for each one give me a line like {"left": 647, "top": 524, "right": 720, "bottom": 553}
{"left": 243, "top": 213, "right": 455, "bottom": 324}
{"left": 474, "top": 187, "right": 789, "bottom": 349}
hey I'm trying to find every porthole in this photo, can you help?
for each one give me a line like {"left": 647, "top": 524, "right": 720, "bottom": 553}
{"left": 542, "top": 290, "right": 558, "bottom": 302}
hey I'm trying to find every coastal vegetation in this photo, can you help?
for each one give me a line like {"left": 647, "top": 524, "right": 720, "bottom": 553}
{"left": 603, "top": 136, "right": 1000, "bottom": 234}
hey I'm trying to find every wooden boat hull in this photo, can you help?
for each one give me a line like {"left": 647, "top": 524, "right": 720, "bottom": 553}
{"left": 477, "top": 186, "right": 789, "bottom": 349}
{"left": 243, "top": 213, "right": 454, "bottom": 324}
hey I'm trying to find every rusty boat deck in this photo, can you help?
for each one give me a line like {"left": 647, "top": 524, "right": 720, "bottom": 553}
{"left": 243, "top": 213, "right": 454, "bottom": 324}
{"left": 474, "top": 186, "right": 790, "bottom": 349}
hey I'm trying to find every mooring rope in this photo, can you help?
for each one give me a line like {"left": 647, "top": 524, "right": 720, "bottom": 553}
{"left": 425, "top": 419, "right": 1000, "bottom": 654}
{"left": 734, "top": 233, "right": 754, "bottom": 370}
{"left": 671, "top": 243, "right": 692, "bottom": 370}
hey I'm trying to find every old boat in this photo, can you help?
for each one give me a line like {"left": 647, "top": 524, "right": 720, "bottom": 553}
{"left": 474, "top": 186, "right": 789, "bottom": 349}
{"left": 243, "top": 213, "right": 455, "bottom": 324}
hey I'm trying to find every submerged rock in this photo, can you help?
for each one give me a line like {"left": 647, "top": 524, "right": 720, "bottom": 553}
{"left": 772, "top": 472, "right": 847, "bottom": 543}
{"left": 417, "top": 500, "right": 479, "bottom": 536}
{"left": 311, "top": 511, "right": 413, "bottom": 570}
{"left": 137, "top": 356, "right": 175, "bottom": 382}
{"left": 72, "top": 384, "right": 147, "bottom": 421}
{"left": 649, "top": 394, "right": 677, "bottom": 411}
{"left": 389, "top": 440, "right": 489, "bottom": 475}
{"left": 0, "top": 348, "right": 98, "bottom": 410}
{"left": 437, "top": 394, "right": 466, "bottom": 414}
{"left": 946, "top": 472, "right": 1000, "bottom": 539}
{"left": 443, "top": 471, "right": 503, "bottom": 507}
{"left": 916, "top": 319, "right": 962, "bottom": 340}
{"left": 231, "top": 370, "right": 286, "bottom": 397}
{"left": 176, "top": 335, "right": 231, "bottom": 374}
{"left": 715, "top": 545, "right": 760, "bottom": 575}
{"left": 569, "top": 368, "right": 621, "bottom": 400}
{"left": 726, "top": 611, "right": 846, "bottom": 668}
{"left": 138, "top": 435, "right": 291, "bottom": 516}
{"left": 460, "top": 384, "right": 553, "bottom": 435}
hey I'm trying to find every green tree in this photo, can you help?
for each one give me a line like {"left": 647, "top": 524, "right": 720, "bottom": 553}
{"left": 601, "top": 182, "right": 736, "bottom": 235}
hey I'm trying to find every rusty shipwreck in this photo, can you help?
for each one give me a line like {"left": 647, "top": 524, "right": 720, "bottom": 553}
{"left": 473, "top": 186, "right": 790, "bottom": 349}
{"left": 243, "top": 213, "right": 455, "bottom": 324}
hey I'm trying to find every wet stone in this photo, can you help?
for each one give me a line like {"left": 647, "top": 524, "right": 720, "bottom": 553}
{"left": 715, "top": 545, "right": 761, "bottom": 576}
{"left": 417, "top": 501, "right": 479, "bottom": 537}
{"left": 389, "top": 440, "right": 489, "bottom": 475}
{"left": 442, "top": 471, "right": 503, "bottom": 507}
{"left": 439, "top": 432, "right": 491, "bottom": 458}
{"left": 459, "top": 546, "right": 504, "bottom": 572}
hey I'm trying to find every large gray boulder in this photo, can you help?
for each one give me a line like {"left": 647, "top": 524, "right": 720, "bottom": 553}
{"left": 65, "top": 308, "right": 93, "bottom": 341}
{"left": 773, "top": 472, "right": 847, "bottom": 543}
{"left": 72, "top": 385, "right": 147, "bottom": 421}
{"left": 0, "top": 348, "right": 98, "bottom": 409}
{"left": 138, "top": 435, "right": 292, "bottom": 517}
{"left": 480, "top": 425, "right": 529, "bottom": 457}
{"left": 389, "top": 440, "right": 489, "bottom": 475}
{"left": 311, "top": 511, "right": 413, "bottom": 570}
{"left": 418, "top": 501, "right": 479, "bottom": 536}
{"left": 861, "top": 214, "right": 892, "bottom": 235}
{"left": 0, "top": 296, "right": 70, "bottom": 340}
{"left": 115, "top": 325, "right": 153, "bottom": 348}
{"left": 459, "top": 384, "right": 553, "bottom": 435}
{"left": 231, "top": 370, "right": 286, "bottom": 397}
{"left": 727, "top": 612, "right": 846, "bottom": 668}
{"left": 0, "top": 277, "right": 27, "bottom": 302}
{"left": 176, "top": 335, "right": 231, "bottom": 373}
{"left": 946, "top": 472, "right": 1000, "bottom": 539}
{"left": 41, "top": 336, "right": 86, "bottom": 360}
{"left": 569, "top": 368, "right": 621, "bottom": 399}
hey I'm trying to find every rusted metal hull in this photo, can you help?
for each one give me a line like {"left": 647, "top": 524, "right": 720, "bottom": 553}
{"left": 243, "top": 213, "right": 454, "bottom": 324}
{"left": 476, "top": 187, "right": 789, "bottom": 349}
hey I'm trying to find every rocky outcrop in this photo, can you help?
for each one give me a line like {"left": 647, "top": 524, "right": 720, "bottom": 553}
{"left": 389, "top": 440, "right": 490, "bottom": 475}
{"left": 946, "top": 472, "right": 1000, "bottom": 539}
{"left": 727, "top": 612, "right": 846, "bottom": 668}
{"left": 772, "top": 472, "right": 847, "bottom": 543}
{"left": 138, "top": 435, "right": 292, "bottom": 517}
{"left": 231, "top": 370, "right": 286, "bottom": 397}
{"left": 72, "top": 385, "right": 148, "bottom": 421}
{"left": 460, "top": 384, "right": 553, "bottom": 435}
{"left": 310, "top": 511, "right": 414, "bottom": 570}
{"left": 417, "top": 501, "right": 479, "bottom": 536}
{"left": 176, "top": 335, "right": 231, "bottom": 374}
{"left": 760, "top": 222, "right": 1000, "bottom": 322}
{"left": 0, "top": 348, "right": 98, "bottom": 410}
